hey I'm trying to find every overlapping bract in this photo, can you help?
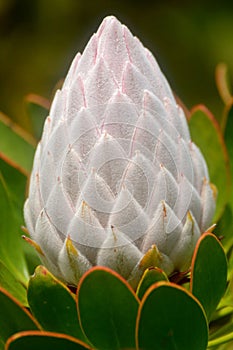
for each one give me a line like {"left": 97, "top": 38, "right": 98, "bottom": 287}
{"left": 24, "top": 16, "right": 216, "bottom": 286}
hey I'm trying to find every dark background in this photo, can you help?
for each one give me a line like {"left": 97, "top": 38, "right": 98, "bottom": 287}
{"left": 0, "top": 0, "right": 233, "bottom": 130}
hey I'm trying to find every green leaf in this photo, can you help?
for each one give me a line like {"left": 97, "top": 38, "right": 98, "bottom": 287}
{"left": 189, "top": 105, "right": 230, "bottom": 221}
{"left": 137, "top": 282, "right": 208, "bottom": 350}
{"left": 0, "top": 170, "right": 29, "bottom": 285}
{"left": 136, "top": 267, "right": 168, "bottom": 300}
{"left": 190, "top": 233, "right": 228, "bottom": 321}
{"left": 224, "top": 103, "right": 233, "bottom": 208}
{"left": 0, "top": 159, "right": 27, "bottom": 209}
{"left": 0, "top": 260, "right": 27, "bottom": 305}
{"left": 0, "top": 287, "right": 39, "bottom": 347}
{"left": 220, "top": 267, "right": 233, "bottom": 310}
{"left": 25, "top": 94, "right": 49, "bottom": 140}
{"left": 0, "top": 112, "right": 35, "bottom": 175}
{"left": 0, "top": 159, "right": 39, "bottom": 280}
{"left": 208, "top": 332, "right": 233, "bottom": 349}
{"left": 215, "top": 204, "right": 233, "bottom": 253}
{"left": 0, "top": 159, "right": 41, "bottom": 275}
{"left": 27, "top": 266, "right": 86, "bottom": 342}
{"left": 77, "top": 267, "right": 139, "bottom": 350}
{"left": 5, "top": 331, "right": 92, "bottom": 350}
{"left": 209, "top": 309, "right": 233, "bottom": 344}
{"left": 23, "top": 241, "right": 41, "bottom": 276}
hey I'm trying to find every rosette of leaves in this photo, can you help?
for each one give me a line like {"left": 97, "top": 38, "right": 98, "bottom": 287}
{"left": 0, "top": 229, "right": 229, "bottom": 350}
{"left": 0, "top": 17, "right": 233, "bottom": 350}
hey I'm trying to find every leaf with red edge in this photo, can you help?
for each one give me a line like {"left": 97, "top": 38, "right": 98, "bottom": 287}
{"left": 136, "top": 267, "right": 168, "bottom": 300}
{"left": 5, "top": 331, "right": 92, "bottom": 350}
{"left": 0, "top": 260, "right": 27, "bottom": 306}
{"left": 136, "top": 282, "right": 208, "bottom": 350}
{"left": 189, "top": 105, "right": 230, "bottom": 221}
{"left": 0, "top": 170, "right": 29, "bottom": 285}
{"left": 77, "top": 267, "right": 139, "bottom": 350}
{"left": 0, "top": 112, "right": 35, "bottom": 176}
{"left": 27, "top": 266, "right": 87, "bottom": 342}
{"left": 0, "top": 287, "right": 39, "bottom": 348}
{"left": 190, "top": 232, "right": 227, "bottom": 321}
{"left": 0, "top": 157, "right": 40, "bottom": 284}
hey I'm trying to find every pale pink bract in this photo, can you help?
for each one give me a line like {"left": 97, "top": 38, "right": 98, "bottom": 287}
{"left": 24, "top": 16, "right": 216, "bottom": 287}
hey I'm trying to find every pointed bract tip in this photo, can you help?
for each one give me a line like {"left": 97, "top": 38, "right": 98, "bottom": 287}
{"left": 184, "top": 211, "right": 196, "bottom": 236}
{"left": 186, "top": 210, "right": 194, "bottom": 223}
{"left": 98, "top": 15, "right": 123, "bottom": 35}
{"left": 66, "top": 235, "right": 78, "bottom": 257}
{"left": 205, "top": 223, "right": 217, "bottom": 233}
{"left": 22, "top": 235, "right": 44, "bottom": 256}
{"left": 139, "top": 244, "right": 161, "bottom": 269}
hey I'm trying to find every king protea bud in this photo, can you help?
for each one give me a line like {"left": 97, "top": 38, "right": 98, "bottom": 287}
{"left": 24, "top": 16, "right": 216, "bottom": 287}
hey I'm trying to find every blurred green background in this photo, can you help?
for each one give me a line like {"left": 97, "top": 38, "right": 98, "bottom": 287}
{"left": 0, "top": 0, "right": 233, "bottom": 131}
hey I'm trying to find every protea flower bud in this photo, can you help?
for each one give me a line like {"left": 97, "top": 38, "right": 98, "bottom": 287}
{"left": 24, "top": 16, "right": 216, "bottom": 287}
